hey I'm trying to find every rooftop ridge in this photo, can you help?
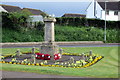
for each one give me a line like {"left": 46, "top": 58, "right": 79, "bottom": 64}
{"left": 23, "top": 8, "right": 41, "bottom": 11}
{"left": 0, "top": 4, "right": 21, "bottom": 8}
{"left": 64, "top": 13, "right": 86, "bottom": 15}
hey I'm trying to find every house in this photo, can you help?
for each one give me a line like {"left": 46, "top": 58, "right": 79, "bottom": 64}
{"left": 62, "top": 13, "right": 86, "bottom": 18}
{"left": 0, "top": 4, "right": 45, "bottom": 27}
{"left": 22, "top": 8, "right": 44, "bottom": 27}
{"left": 86, "top": 0, "right": 120, "bottom": 21}
{"left": 0, "top": 4, "right": 21, "bottom": 12}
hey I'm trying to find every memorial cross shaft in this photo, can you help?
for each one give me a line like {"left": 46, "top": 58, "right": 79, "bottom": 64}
{"left": 40, "top": 17, "right": 59, "bottom": 61}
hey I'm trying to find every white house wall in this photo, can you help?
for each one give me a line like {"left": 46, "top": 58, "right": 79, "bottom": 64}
{"left": 101, "top": 10, "right": 119, "bottom": 21}
{"left": 27, "top": 15, "right": 43, "bottom": 22}
{"left": 95, "top": 1, "right": 103, "bottom": 19}
{"left": 86, "top": 1, "right": 95, "bottom": 18}
{"left": 86, "top": 1, "right": 103, "bottom": 19}
{"left": 86, "top": 0, "right": 119, "bottom": 21}
{"left": 0, "top": 6, "right": 8, "bottom": 12}
{"left": 29, "top": 15, "right": 43, "bottom": 22}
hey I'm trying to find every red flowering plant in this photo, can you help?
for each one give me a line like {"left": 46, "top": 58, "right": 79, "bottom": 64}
{"left": 35, "top": 53, "right": 61, "bottom": 60}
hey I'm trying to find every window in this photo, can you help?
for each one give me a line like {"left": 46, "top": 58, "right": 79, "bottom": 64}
{"left": 114, "top": 11, "right": 118, "bottom": 15}
{"left": 106, "top": 10, "right": 109, "bottom": 15}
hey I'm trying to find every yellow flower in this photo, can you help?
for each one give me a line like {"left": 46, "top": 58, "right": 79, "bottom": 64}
{"left": 40, "top": 62, "right": 44, "bottom": 65}
{"left": 9, "top": 62, "right": 12, "bottom": 64}
{"left": 92, "top": 61, "right": 95, "bottom": 64}
{"left": 45, "top": 65, "right": 48, "bottom": 66}
{"left": 28, "top": 63, "right": 31, "bottom": 65}
{"left": 94, "top": 58, "right": 98, "bottom": 62}
{"left": 13, "top": 63, "right": 16, "bottom": 64}
{"left": 21, "top": 63, "right": 24, "bottom": 65}
{"left": 24, "top": 63, "right": 27, "bottom": 65}
{"left": 2, "top": 61, "right": 5, "bottom": 63}
{"left": 55, "top": 65, "right": 59, "bottom": 67}
{"left": 52, "top": 65, "right": 55, "bottom": 67}
{"left": 48, "top": 65, "right": 51, "bottom": 67}
{"left": 36, "top": 63, "right": 39, "bottom": 66}
{"left": 32, "top": 64, "right": 35, "bottom": 66}
{"left": 98, "top": 56, "right": 102, "bottom": 59}
{"left": 76, "top": 61, "right": 81, "bottom": 64}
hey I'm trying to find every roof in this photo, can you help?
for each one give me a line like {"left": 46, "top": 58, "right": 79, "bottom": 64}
{"left": 22, "top": 8, "right": 45, "bottom": 15}
{"left": 95, "top": 0, "right": 120, "bottom": 2}
{"left": 0, "top": 4, "right": 21, "bottom": 12}
{"left": 62, "top": 13, "right": 86, "bottom": 18}
{"left": 98, "top": 2, "right": 120, "bottom": 11}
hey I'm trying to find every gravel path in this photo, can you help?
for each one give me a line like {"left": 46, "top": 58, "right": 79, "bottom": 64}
{"left": 1, "top": 70, "right": 85, "bottom": 78}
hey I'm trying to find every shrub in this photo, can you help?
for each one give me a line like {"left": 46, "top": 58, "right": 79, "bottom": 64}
{"left": 56, "top": 17, "right": 119, "bottom": 29}
{"left": 2, "top": 25, "right": 119, "bottom": 43}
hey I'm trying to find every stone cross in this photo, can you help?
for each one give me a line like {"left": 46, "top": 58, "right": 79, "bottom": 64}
{"left": 44, "top": 17, "right": 56, "bottom": 42}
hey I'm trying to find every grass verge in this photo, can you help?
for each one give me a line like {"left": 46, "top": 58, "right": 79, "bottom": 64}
{"left": 1, "top": 46, "right": 119, "bottom": 78}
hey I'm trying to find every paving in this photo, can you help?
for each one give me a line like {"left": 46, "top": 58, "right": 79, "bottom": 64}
{"left": 1, "top": 70, "right": 85, "bottom": 78}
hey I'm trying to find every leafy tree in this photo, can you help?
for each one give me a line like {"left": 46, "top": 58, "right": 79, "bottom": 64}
{"left": 1, "top": 12, "right": 14, "bottom": 28}
{"left": 8, "top": 10, "right": 32, "bottom": 27}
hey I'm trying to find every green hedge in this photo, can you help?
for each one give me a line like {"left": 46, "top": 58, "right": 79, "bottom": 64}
{"left": 2, "top": 25, "right": 120, "bottom": 43}
{"left": 56, "top": 17, "right": 119, "bottom": 29}
{"left": 55, "top": 25, "right": 119, "bottom": 43}
{"left": 2, "top": 28, "right": 44, "bottom": 42}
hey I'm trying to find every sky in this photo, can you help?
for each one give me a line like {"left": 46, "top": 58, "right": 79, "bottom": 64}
{"left": 1, "top": 0, "right": 92, "bottom": 17}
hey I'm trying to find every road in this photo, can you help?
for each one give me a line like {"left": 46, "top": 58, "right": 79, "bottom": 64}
{"left": 2, "top": 44, "right": 120, "bottom": 48}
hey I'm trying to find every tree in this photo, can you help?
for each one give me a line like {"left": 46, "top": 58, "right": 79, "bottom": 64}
{"left": 1, "top": 12, "right": 14, "bottom": 28}
{"left": 8, "top": 10, "right": 32, "bottom": 28}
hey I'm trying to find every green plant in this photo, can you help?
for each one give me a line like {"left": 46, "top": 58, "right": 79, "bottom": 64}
{"left": 56, "top": 17, "right": 119, "bottom": 29}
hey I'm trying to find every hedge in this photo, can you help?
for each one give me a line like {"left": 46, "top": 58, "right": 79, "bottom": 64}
{"left": 55, "top": 17, "right": 120, "bottom": 29}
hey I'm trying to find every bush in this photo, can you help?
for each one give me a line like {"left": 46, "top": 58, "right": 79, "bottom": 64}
{"left": 36, "top": 21, "right": 45, "bottom": 31}
{"left": 1, "top": 11, "right": 31, "bottom": 30}
{"left": 2, "top": 25, "right": 119, "bottom": 43}
{"left": 55, "top": 25, "right": 119, "bottom": 43}
{"left": 56, "top": 17, "right": 119, "bottom": 29}
{"left": 1, "top": 12, "right": 14, "bottom": 28}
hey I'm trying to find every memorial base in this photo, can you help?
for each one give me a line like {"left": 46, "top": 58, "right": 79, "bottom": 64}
{"left": 40, "top": 42, "right": 59, "bottom": 61}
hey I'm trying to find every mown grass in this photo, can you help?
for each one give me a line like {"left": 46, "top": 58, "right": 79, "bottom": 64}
{"left": 1, "top": 46, "right": 119, "bottom": 78}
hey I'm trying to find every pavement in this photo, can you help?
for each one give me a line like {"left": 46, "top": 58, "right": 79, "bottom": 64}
{"left": 1, "top": 70, "right": 85, "bottom": 78}
{"left": 1, "top": 41, "right": 105, "bottom": 48}
{"left": 1, "top": 42, "right": 120, "bottom": 48}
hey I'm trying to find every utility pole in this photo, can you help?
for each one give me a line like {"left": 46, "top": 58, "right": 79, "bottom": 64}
{"left": 104, "top": 1, "right": 108, "bottom": 43}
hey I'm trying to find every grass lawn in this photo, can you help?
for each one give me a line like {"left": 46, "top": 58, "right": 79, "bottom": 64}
{"left": 0, "top": 46, "right": 119, "bottom": 78}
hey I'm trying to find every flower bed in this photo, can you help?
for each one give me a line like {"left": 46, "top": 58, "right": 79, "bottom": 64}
{"left": 0, "top": 52, "right": 104, "bottom": 68}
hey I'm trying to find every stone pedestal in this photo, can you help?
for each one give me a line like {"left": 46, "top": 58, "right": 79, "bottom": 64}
{"left": 40, "top": 17, "right": 59, "bottom": 61}
{"left": 40, "top": 42, "right": 59, "bottom": 61}
{"left": 44, "top": 18, "right": 56, "bottom": 42}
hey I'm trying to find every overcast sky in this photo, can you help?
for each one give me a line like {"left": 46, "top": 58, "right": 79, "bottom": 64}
{"left": 1, "top": 0, "right": 119, "bottom": 17}
{"left": 2, "top": 2, "right": 91, "bottom": 17}
{"left": 1, "top": 0, "right": 92, "bottom": 2}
